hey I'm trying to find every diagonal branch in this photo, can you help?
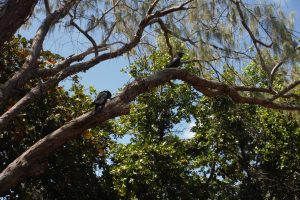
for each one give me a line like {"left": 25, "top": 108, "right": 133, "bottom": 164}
{"left": 269, "top": 60, "right": 284, "bottom": 87}
{"left": 0, "top": 67, "right": 299, "bottom": 194}
{"left": 232, "top": 0, "right": 272, "bottom": 48}
{"left": 270, "top": 80, "right": 300, "bottom": 101}
{"left": 232, "top": 0, "right": 270, "bottom": 74}
{"left": 85, "top": 0, "right": 121, "bottom": 33}
{"left": 147, "top": 0, "right": 160, "bottom": 15}
{"left": 154, "top": 18, "right": 173, "bottom": 56}
{"left": 36, "top": 22, "right": 117, "bottom": 78}
{"left": 69, "top": 18, "right": 99, "bottom": 56}
{"left": 36, "top": 44, "right": 110, "bottom": 77}
{"left": 0, "top": 97, "right": 131, "bottom": 194}
{"left": 154, "top": 0, "right": 193, "bottom": 18}
{"left": 44, "top": 0, "right": 52, "bottom": 16}
{"left": 0, "top": 0, "right": 194, "bottom": 129}
{"left": 101, "top": 22, "right": 117, "bottom": 45}
{"left": 61, "top": 1, "right": 194, "bottom": 74}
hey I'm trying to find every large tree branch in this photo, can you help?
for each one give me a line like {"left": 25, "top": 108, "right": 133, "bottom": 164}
{"left": 0, "top": 0, "right": 38, "bottom": 49}
{"left": 270, "top": 60, "right": 284, "bottom": 87}
{"left": 0, "top": 98, "right": 131, "bottom": 194}
{"left": 43, "top": 0, "right": 52, "bottom": 16}
{"left": 0, "top": 67, "right": 299, "bottom": 194}
{"left": 147, "top": 0, "right": 160, "bottom": 15}
{"left": 0, "top": 1, "right": 194, "bottom": 129}
{"left": 0, "top": 59, "right": 299, "bottom": 131}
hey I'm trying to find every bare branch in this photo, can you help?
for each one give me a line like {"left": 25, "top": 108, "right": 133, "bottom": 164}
{"left": 147, "top": 0, "right": 160, "bottom": 15}
{"left": 44, "top": 0, "right": 52, "bottom": 15}
{"left": 270, "top": 80, "right": 300, "bottom": 101}
{"left": 233, "top": 0, "right": 272, "bottom": 48}
{"left": 101, "top": 22, "right": 117, "bottom": 45}
{"left": 233, "top": 0, "right": 270, "bottom": 73}
{"left": 269, "top": 60, "right": 284, "bottom": 87}
{"left": 85, "top": 0, "right": 121, "bottom": 33}
{"left": 70, "top": 18, "right": 99, "bottom": 56}
{"left": 36, "top": 45, "right": 110, "bottom": 77}
{"left": 183, "top": 57, "right": 222, "bottom": 64}
{"left": 57, "top": 1, "right": 195, "bottom": 76}
{"left": 202, "top": 42, "right": 255, "bottom": 60}
{"left": 155, "top": 18, "right": 173, "bottom": 56}
{"left": 154, "top": 0, "right": 194, "bottom": 18}
{"left": 36, "top": 32, "right": 120, "bottom": 78}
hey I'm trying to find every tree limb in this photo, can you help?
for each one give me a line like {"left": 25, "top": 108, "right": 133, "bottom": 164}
{"left": 69, "top": 18, "right": 99, "bottom": 56}
{"left": 270, "top": 80, "right": 300, "bottom": 101}
{"left": 147, "top": 0, "right": 160, "bottom": 15}
{"left": 233, "top": 0, "right": 270, "bottom": 74}
{"left": 1, "top": 67, "right": 299, "bottom": 194}
{"left": 154, "top": 18, "right": 173, "bottom": 56}
{"left": 44, "top": 0, "right": 52, "bottom": 16}
{"left": 0, "top": 0, "right": 195, "bottom": 129}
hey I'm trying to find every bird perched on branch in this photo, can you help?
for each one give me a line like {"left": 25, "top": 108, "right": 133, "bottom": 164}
{"left": 165, "top": 52, "right": 184, "bottom": 68}
{"left": 92, "top": 90, "right": 112, "bottom": 110}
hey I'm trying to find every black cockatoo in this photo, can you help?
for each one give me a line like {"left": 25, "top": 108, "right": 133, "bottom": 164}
{"left": 92, "top": 90, "right": 112, "bottom": 110}
{"left": 165, "top": 52, "right": 184, "bottom": 68}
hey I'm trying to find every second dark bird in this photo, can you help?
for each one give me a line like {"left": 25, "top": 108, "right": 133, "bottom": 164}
{"left": 92, "top": 90, "right": 112, "bottom": 110}
{"left": 165, "top": 52, "right": 184, "bottom": 68}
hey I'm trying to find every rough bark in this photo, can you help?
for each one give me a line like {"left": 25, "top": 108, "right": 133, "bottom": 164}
{"left": 0, "top": 0, "right": 38, "bottom": 49}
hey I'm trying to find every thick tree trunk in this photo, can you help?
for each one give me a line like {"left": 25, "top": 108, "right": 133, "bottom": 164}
{"left": 0, "top": 0, "right": 38, "bottom": 49}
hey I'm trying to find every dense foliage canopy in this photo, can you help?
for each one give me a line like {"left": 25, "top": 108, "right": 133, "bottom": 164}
{"left": 0, "top": 0, "right": 299, "bottom": 199}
